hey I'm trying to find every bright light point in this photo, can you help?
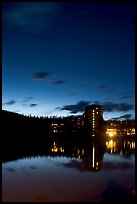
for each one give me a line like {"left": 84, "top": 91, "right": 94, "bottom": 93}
{"left": 106, "top": 129, "right": 117, "bottom": 137}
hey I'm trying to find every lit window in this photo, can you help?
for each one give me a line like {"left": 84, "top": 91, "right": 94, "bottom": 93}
{"left": 93, "top": 110, "right": 95, "bottom": 112}
{"left": 106, "top": 129, "right": 117, "bottom": 137}
{"left": 97, "top": 112, "right": 98, "bottom": 114}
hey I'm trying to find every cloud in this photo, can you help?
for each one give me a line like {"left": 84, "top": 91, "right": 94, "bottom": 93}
{"left": 60, "top": 100, "right": 91, "bottom": 114}
{"left": 58, "top": 100, "right": 134, "bottom": 115}
{"left": 52, "top": 80, "right": 66, "bottom": 85}
{"left": 107, "top": 88, "right": 116, "bottom": 93}
{"left": 111, "top": 114, "right": 132, "bottom": 120}
{"left": 97, "top": 84, "right": 107, "bottom": 90}
{"left": 32, "top": 71, "right": 51, "bottom": 80}
{"left": 29, "top": 104, "right": 37, "bottom": 107}
{"left": 68, "top": 91, "right": 77, "bottom": 96}
{"left": 102, "top": 102, "right": 134, "bottom": 112}
{"left": 22, "top": 96, "right": 34, "bottom": 103}
{"left": 3, "top": 2, "right": 61, "bottom": 33}
{"left": 92, "top": 101, "right": 134, "bottom": 112}
{"left": 119, "top": 91, "right": 134, "bottom": 100}
{"left": 55, "top": 107, "right": 60, "bottom": 110}
{"left": 3, "top": 100, "right": 16, "bottom": 105}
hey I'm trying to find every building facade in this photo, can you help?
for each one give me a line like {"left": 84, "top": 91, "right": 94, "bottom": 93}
{"left": 84, "top": 104, "right": 104, "bottom": 136}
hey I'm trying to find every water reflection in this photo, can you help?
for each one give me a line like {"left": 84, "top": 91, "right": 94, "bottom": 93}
{"left": 105, "top": 139, "right": 135, "bottom": 155}
{"left": 82, "top": 140, "right": 104, "bottom": 171}
{"left": 48, "top": 138, "right": 135, "bottom": 172}
{"left": 2, "top": 137, "right": 135, "bottom": 202}
{"left": 2, "top": 138, "right": 135, "bottom": 171}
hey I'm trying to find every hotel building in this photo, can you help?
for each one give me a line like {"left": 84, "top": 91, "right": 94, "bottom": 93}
{"left": 84, "top": 104, "right": 104, "bottom": 136}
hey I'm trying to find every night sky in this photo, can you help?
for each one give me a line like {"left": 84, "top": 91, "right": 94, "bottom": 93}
{"left": 2, "top": 2, "right": 135, "bottom": 120}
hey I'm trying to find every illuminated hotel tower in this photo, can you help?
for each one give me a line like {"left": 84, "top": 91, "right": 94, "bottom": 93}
{"left": 84, "top": 104, "right": 104, "bottom": 136}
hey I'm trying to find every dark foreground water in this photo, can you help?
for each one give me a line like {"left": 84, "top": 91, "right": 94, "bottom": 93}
{"left": 2, "top": 138, "right": 135, "bottom": 202}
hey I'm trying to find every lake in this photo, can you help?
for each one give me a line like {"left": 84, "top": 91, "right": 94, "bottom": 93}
{"left": 2, "top": 138, "right": 135, "bottom": 202}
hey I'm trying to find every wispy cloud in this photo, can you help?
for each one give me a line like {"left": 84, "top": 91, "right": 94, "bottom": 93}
{"left": 3, "top": 2, "right": 61, "bottom": 33}
{"left": 111, "top": 114, "right": 132, "bottom": 120}
{"left": 29, "top": 103, "right": 37, "bottom": 107}
{"left": 52, "top": 80, "right": 66, "bottom": 85}
{"left": 32, "top": 71, "right": 51, "bottom": 80}
{"left": 97, "top": 84, "right": 107, "bottom": 90}
{"left": 119, "top": 91, "right": 134, "bottom": 100}
{"left": 107, "top": 88, "right": 116, "bottom": 93}
{"left": 102, "top": 102, "right": 134, "bottom": 112}
{"left": 68, "top": 91, "right": 77, "bottom": 96}
{"left": 59, "top": 100, "right": 91, "bottom": 114}
{"left": 58, "top": 100, "right": 134, "bottom": 115}
{"left": 3, "top": 100, "right": 16, "bottom": 105}
{"left": 22, "top": 96, "right": 34, "bottom": 103}
{"left": 92, "top": 101, "right": 134, "bottom": 112}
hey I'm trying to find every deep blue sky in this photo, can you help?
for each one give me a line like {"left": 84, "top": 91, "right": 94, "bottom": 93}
{"left": 2, "top": 2, "right": 135, "bottom": 120}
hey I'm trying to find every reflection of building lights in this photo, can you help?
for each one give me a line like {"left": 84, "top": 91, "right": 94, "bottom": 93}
{"left": 106, "top": 140, "right": 116, "bottom": 149}
{"left": 59, "top": 147, "right": 64, "bottom": 152}
{"left": 51, "top": 142, "right": 64, "bottom": 153}
{"left": 109, "top": 140, "right": 113, "bottom": 146}
{"left": 92, "top": 146, "right": 95, "bottom": 167}
{"left": 124, "top": 142, "right": 126, "bottom": 148}
{"left": 51, "top": 123, "right": 58, "bottom": 126}
{"left": 132, "top": 142, "right": 135, "bottom": 149}
{"left": 51, "top": 147, "right": 58, "bottom": 152}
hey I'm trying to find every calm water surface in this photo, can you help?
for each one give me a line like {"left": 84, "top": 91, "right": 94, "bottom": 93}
{"left": 2, "top": 139, "right": 135, "bottom": 202}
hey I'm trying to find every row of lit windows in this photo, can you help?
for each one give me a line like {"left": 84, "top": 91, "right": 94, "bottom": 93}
{"left": 92, "top": 109, "right": 99, "bottom": 114}
{"left": 106, "top": 128, "right": 135, "bottom": 136}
